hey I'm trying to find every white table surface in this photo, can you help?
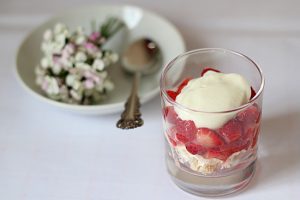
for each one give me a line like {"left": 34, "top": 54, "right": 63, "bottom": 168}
{"left": 1, "top": 0, "right": 300, "bottom": 199}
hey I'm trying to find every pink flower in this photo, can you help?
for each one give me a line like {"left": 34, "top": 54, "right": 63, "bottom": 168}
{"left": 84, "top": 79, "right": 95, "bottom": 89}
{"left": 53, "top": 55, "right": 61, "bottom": 64}
{"left": 89, "top": 32, "right": 100, "bottom": 42}
{"left": 84, "top": 70, "right": 93, "bottom": 78}
{"left": 83, "top": 70, "right": 101, "bottom": 84}
{"left": 93, "top": 76, "right": 100, "bottom": 84}
{"left": 42, "top": 80, "right": 49, "bottom": 90}
{"left": 62, "top": 43, "right": 75, "bottom": 58}
{"left": 84, "top": 42, "right": 99, "bottom": 54}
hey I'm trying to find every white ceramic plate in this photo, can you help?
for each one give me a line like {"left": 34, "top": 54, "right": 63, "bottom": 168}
{"left": 15, "top": 5, "right": 185, "bottom": 115}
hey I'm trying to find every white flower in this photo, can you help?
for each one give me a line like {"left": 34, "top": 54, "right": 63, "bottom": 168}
{"left": 76, "top": 26, "right": 84, "bottom": 35}
{"left": 72, "top": 80, "right": 81, "bottom": 90}
{"left": 52, "top": 63, "right": 62, "bottom": 74}
{"left": 75, "top": 52, "right": 87, "bottom": 62}
{"left": 43, "top": 29, "right": 52, "bottom": 41}
{"left": 55, "top": 33, "right": 66, "bottom": 44}
{"left": 40, "top": 57, "right": 49, "bottom": 69}
{"left": 62, "top": 43, "right": 75, "bottom": 56}
{"left": 75, "top": 35, "right": 86, "bottom": 45}
{"left": 92, "top": 59, "right": 105, "bottom": 71}
{"left": 104, "top": 79, "right": 114, "bottom": 91}
{"left": 70, "top": 89, "right": 82, "bottom": 101}
{"left": 46, "top": 55, "right": 54, "bottom": 65}
{"left": 110, "top": 53, "right": 119, "bottom": 63}
{"left": 75, "top": 62, "right": 91, "bottom": 70}
{"left": 54, "top": 23, "right": 67, "bottom": 34}
{"left": 66, "top": 74, "right": 77, "bottom": 87}
{"left": 83, "top": 70, "right": 93, "bottom": 78}
{"left": 60, "top": 57, "right": 72, "bottom": 69}
{"left": 61, "top": 28, "right": 70, "bottom": 38}
{"left": 35, "top": 65, "right": 45, "bottom": 76}
{"left": 52, "top": 41, "right": 65, "bottom": 54}
{"left": 45, "top": 76, "right": 60, "bottom": 95}
{"left": 41, "top": 42, "right": 52, "bottom": 54}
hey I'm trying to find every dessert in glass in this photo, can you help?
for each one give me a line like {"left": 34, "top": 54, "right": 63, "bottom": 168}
{"left": 160, "top": 48, "right": 264, "bottom": 196}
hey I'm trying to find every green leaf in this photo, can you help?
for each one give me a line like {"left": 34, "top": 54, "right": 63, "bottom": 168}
{"left": 100, "top": 17, "right": 125, "bottom": 39}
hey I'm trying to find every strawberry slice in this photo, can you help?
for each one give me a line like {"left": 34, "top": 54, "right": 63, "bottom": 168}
{"left": 166, "top": 90, "right": 178, "bottom": 101}
{"left": 163, "top": 106, "right": 179, "bottom": 124}
{"left": 175, "top": 120, "right": 197, "bottom": 143}
{"left": 194, "top": 128, "right": 224, "bottom": 148}
{"left": 176, "top": 133, "right": 190, "bottom": 143}
{"left": 250, "top": 87, "right": 256, "bottom": 100}
{"left": 185, "top": 143, "right": 206, "bottom": 155}
{"left": 176, "top": 78, "right": 191, "bottom": 94}
{"left": 237, "top": 104, "right": 260, "bottom": 125}
{"left": 201, "top": 67, "right": 221, "bottom": 76}
{"left": 218, "top": 120, "right": 243, "bottom": 143}
{"left": 176, "top": 120, "right": 197, "bottom": 136}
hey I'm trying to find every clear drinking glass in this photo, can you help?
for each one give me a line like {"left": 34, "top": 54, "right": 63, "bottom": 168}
{"left": 160, "top": 48, "right": 264, "bottom": 196}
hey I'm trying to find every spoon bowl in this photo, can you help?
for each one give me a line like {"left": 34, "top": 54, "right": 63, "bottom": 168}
{"left": 122, "top": 38, "right": 161, "bottom": 75}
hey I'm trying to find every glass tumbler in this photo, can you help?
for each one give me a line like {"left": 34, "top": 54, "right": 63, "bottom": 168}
{"left": 160, "top": 48, "right": 264, "bottom": 197}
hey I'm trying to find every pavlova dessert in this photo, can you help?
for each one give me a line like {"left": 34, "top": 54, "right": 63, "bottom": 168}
{"left": 163, "top": 68, "right": 261, "bottom": 174}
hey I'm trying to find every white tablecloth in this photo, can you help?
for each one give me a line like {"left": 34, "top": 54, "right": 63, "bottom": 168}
{"left": 1, "top": 0, "right": 300, "bottom": 199}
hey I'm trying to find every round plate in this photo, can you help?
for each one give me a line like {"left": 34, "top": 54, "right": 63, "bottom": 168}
{"left": 15, "top": 5, "right": 185, "bottom": 115}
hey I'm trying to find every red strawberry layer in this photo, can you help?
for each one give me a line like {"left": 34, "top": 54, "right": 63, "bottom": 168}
{"left": 218, "top": 119, "right": 243, "bottom": 143}
{"left": 175, "top": 120, "right": 197, "bottom": 143}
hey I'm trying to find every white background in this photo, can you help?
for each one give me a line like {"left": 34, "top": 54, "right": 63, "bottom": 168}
{"left": 0, "top": 0, "right": 300, "bottom": 199}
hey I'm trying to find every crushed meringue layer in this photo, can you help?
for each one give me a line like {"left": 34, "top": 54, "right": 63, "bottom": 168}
{"left": 174, "top": 145, "right": 247, "bottom": 175}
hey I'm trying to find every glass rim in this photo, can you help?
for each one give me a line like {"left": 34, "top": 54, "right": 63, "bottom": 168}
{"left": 160, "top": 48, "right": 265, "bottom": 114}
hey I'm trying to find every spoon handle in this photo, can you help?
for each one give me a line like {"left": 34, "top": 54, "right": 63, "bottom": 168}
{"left": 116, "top": 72, "right": 144, "bottom": 129}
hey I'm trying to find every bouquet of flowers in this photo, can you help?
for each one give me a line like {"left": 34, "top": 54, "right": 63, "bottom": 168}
{"left": 35, "top": 18, "right": 124, "bottom": 105}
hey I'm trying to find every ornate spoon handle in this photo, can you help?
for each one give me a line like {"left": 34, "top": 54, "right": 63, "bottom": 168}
{"left": 116, "top": 72, "right": 144, "bottom": 129}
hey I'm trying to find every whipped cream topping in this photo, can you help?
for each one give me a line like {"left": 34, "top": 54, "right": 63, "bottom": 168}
{"left": 175, "top": 71, "right": 251, "bottom": 129}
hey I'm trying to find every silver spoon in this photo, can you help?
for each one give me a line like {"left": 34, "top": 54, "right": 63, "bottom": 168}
{"left": 116, "top": 38, "right": 161, "bottom": 129}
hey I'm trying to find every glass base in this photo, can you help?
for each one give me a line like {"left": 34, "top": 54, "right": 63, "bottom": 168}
{"left": 166, "top": 156, "right": 256, "bottom": 197}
